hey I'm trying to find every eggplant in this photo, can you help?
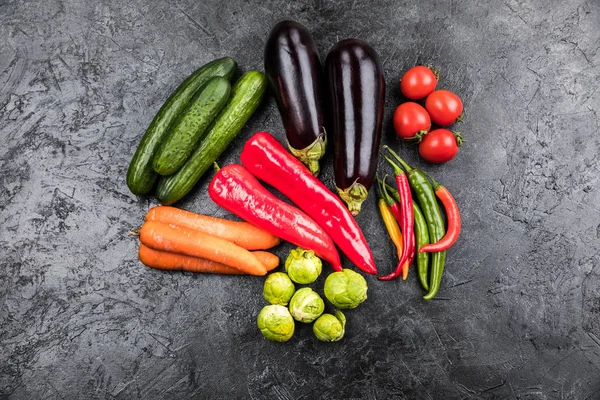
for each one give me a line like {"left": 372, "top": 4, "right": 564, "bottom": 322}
{"left": 325, "top": 39, "right": 385, "bottom": 215}
{"left": 264, "top": 20, "right": 326, "bottom": 176}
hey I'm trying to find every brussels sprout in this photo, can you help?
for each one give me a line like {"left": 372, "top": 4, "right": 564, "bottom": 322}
{"left": 257, "top": 305, "right": 295, "bottom": 342}
{"left": 288, "top": 288, "right": 325, "bottom": 323}
{"left": 285, "top": 248, "right": 322, "bottom": 284}
{"left": 313, "top": 310, "right": 346, "bottom": 342}
{"left": 263, "top": 272, "right": 295, "bottom": 305}
{"left": 323, "top": 269, "right": 368, "bottom": 309}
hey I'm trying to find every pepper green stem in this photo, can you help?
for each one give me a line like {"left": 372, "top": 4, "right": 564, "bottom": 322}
{"left": 383, "top": 145, "right": 413, "bottom": 172}
{"left": 287, "top": 131, "right": 327, "bottom": 176}
{"left": 382, "top": 154, "right": 404, "bottom": 177}
{"left": 381, "top": 176, "right": 401, "bottom": 204}
{"left": 337, "top": 180, "right": 368, "bottom": 216}
{"left": 380, "top": 175, "right": 396, "bottom": 207}
{"left": 213, "top": 162, "right": 220, "bottom": 172}
{"left": 421, "top": 170, "right": 442, "bottom": 190}
{"left": 375, "top": 173, "right": 394, "bottom": 207}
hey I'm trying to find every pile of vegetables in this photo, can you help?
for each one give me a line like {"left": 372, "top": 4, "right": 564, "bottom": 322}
{"left": 376, "top": 147, "right": 461, "bottom": 299}
{"left": 258, "top": 248, "right": 367, "bottom": 343}
{"left": 265, "top": 21, "right": 385, "bottom": 215}
{"left": 125, "top": 18, "right": 466, "bottom": 341}
{"left": 393, "top": 66, "right": 465, "bottom": 164}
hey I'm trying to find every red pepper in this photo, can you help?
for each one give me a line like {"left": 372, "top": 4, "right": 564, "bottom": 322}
{"left": 419, "top": 176, "right": 461, "bottom": 253}
{"left": 240, "top": 132, "right": 377, "bottom": 275}
{"left": 378, "top": 155, "right": 415, "bottom": 281}
{"left": 208, "top": 164, "right": 342, "bottom": 271}
{"left": 379, "top": 174, "right": 402, "bottom": 223}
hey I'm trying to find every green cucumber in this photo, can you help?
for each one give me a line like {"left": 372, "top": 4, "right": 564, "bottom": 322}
{"left": 126, "top": 57, "right": 237, "bottom": 195}
{"left": 153, "top": 77, "right": 231, "bottom": 176}
{"left": 156, "top": 70, "right": 267, "bottom": 205}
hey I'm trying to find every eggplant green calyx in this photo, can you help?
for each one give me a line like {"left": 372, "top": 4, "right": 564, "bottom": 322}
{"left": 337, "top": 180, "right": 368, "bottom": 216}
{"left": 287, "top": 131, "right": 327, "bottom": 176}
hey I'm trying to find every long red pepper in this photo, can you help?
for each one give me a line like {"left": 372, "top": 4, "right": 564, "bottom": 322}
{"left": 419, "top": 175, "right": 461, "bottom": 253}
{"left": 208, "top": 164, "right": 342, "bottom": 271}
{"left": 378, "top": 155, "right": 415, "bottom": 281}
{"left": 240, "top": 132, "right": 377, "bottom": 275}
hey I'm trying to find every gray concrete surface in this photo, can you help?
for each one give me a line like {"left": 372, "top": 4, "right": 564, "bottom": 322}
{"left": 1, "top": 0, "right": 600, "bottom": 398}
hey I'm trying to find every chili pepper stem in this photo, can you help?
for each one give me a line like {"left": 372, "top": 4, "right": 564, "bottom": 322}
{"left": 382, "top": 154, "right": 404, "bottom": 177}
{"left": 382, "top": 145, "right": 413, "bottom": 172}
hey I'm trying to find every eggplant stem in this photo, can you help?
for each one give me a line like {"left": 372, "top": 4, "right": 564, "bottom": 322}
{"left": 337, "top": 180, "right": 368, "bottom": 216}
{"left": 287, "top": 132, "right": 327, "bottom": 176}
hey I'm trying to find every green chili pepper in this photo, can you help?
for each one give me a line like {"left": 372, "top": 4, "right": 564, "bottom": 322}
{"left": 383, "top": 178, "right": 430, "bottom": 291}
{"left": 383, "top": 146, "right": 446, "bottom": 300}
{"left": 412, "top": 200, "right": 431, "bottom": 291}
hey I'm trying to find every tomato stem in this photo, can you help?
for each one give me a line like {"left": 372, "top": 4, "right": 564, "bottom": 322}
{"left": 414, "top": 130, "right": 428, "bottom": 142}
{"left": 453, "top": 131, "right": 464, "bottom": 147}
{"left": 427, "top": 64, "right": 440, "bottom": 81}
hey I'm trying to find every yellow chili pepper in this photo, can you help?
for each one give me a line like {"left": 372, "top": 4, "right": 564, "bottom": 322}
{"left": 378, "top": 198, "right": 411, "bottom": 280}
{"left": 378, "top": 199, "right": 403, "bottom": 261}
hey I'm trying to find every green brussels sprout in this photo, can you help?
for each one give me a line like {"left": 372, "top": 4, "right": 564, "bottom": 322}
{"left": 263, "top": 272, "right": 295, "bottom": 305}
{"left": 285, "top": 248, "right": 322, "bottom": 284}
{"left": 323, "top": 269, "right": 368, "bottom": 309}
{"left": 288, "top": 288, "right": 325, "bottom": 323}
{"left": 313, "top": 310, "right": 346, "bottom": 342}
{"left": 257, "top": 305, "right": 295, "bottom": 342}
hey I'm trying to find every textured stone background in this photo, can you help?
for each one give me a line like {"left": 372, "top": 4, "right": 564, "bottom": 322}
{"left": 1, "top": 0, "right": 600, "bottom": 398}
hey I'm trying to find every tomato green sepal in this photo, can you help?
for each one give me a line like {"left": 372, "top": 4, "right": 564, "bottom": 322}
{"left": 453, "top": 131, "right": 464, "bottom": 147}
{"left": 426, "top": 64, "right": 440, "bottom": 81}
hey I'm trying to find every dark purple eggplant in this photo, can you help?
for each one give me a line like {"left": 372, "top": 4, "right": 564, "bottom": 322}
{"left": 325, "top": 39, "right": 385, "bottom": 215}
{"left": 264, "top": 20, "right": 326, "bottom": 176}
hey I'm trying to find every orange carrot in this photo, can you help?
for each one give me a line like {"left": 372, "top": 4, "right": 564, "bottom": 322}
{"left": 145, "top": 206, "right": 280, "bottom": 250}
{"left": 139, "top": 244, "right": 279, "bottom": 274}
{"left": 139, "top": 220, "right": 267, "bottom": 276}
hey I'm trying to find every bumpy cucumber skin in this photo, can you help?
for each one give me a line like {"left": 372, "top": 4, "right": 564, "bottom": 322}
{"left": 126, "top": 57, "right": 237, "bottom": 195}
{"left": 152, "top": 77, "right": 231, "bottom": 176}
{"left": 156, "top": 71, "right": 267, "bottom": 205}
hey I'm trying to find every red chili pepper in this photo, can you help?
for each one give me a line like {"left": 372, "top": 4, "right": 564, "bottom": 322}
{"left": 419, "top": 175, "right": 461, "bottom": 253}
{"left": 378, "top": 155, "right": 415, "bottom": 281}
{"left": 378, "top": 174, "right": 402, "bottom": 223}
{"left": 240, "top": 132, "right": 377, "bottom": 275}
{"left": 208, "top": 164, "right": 342, "bottom": 271}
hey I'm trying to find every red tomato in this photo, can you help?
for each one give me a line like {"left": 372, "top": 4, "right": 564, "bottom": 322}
{"left": 418, "top": 129, "right": 460, "bottom": 163}
{"left": 425, "top": 90, "right": 463, "bottom": 126}
{"left": 400, "top": 66, "right": 437, "bottom": 100}
{"left": 392, "top": 102, "right": 431, "bottom": 140}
